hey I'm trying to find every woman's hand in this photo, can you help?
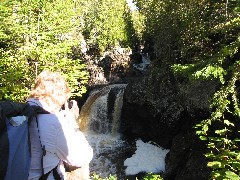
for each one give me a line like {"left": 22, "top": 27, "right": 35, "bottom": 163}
{"left": 67, "top": 100, "right": 79, "bottom": 120}
{"left": 62, "top": 100, "right": 80, "bottom": 129}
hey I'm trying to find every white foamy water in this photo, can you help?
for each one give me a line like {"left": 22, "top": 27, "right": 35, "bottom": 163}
{"left": 85, "top": 132, "right": 125, "bottom": 177}
{"left": 85, "top": 132, "right": 169, "bottom": 178}
{"left": 79, "top": 84, "right": 169, "bottom": 178}
{"left": 124, "top": 139, "right": 169, "bottom": 175}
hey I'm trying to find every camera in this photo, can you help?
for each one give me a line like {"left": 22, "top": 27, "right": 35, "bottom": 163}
{"left": 67, "top": 100, "right": 73, "bottom": 109}
{"left": 61, "top": 100, "right": 73, "bottom": 110}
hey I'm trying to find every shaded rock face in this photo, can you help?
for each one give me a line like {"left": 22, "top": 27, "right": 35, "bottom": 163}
{"left": 86, "top": 48, "right": 132, "bottom": 85}
{"left": 121, "top": 63, "right": 218, "bottom": 179}
{"left": 80, "top": 49, "right": 218, "bottom": 179}
{"left": 163, "top": 110, "right": 211, "bottom": 180}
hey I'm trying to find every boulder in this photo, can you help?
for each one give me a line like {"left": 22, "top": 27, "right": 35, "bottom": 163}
{"left": 121, "top": 63, "right": 218, "bottom": 179}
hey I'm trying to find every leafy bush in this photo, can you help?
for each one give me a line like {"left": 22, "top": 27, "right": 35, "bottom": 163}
{"left": 143, "top": 173, "right": 163, "bottom": 180}
{"left": 0, "top": 0, "right": 89, "bottom": 101}
{"left": 134, "top": 0, "right": 240, "bottom": 179}
{"left": 91, "top": 174, "right": 117, "bottom": 180}
{"left": 81, "top": 0, "right": 129, "bottom": 53}
{"left": 91, "top": 173, "right": 163, "bottom": 180}
{"left": 174, "top": 7, "right": 240, "bottom": 180}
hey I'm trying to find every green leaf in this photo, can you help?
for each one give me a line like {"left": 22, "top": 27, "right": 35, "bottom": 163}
{"left": 207, "top": 142, "right": 215, "bottom": 148}
{"left": 200, "top": 136, "right": 207, "bottom": 140}
{"left": 208, "top": 161, "right": 222, "bottom": 169}
{"left": 237, "top": 154, "right": 240, "bottom": 160}
{"left": 223, "top": 120, "right": 234, "bottom": 126}
{"left": 215, "top": 129, "right": 227, "bottom": 135}
{"left": 225, "top": 171, "right": 240, "bottom": 179}
{"left": 232, "top": 162, "right": 240, "bottom": 170}
{"left": 203, "top": 124, "right": 209, "bottom": 132}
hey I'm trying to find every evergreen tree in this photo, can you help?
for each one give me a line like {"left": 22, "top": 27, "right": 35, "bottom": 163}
{"left": 134, "top": 0, "right": 240, "bottom": 178}
{"left": 82, "top": 0, "right": 129, "bottom": 54}
{"left": 0, "top": 0, "right": 89, "bottom": 101}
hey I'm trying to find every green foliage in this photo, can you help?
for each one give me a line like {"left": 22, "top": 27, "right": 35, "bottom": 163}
{"left": 91, "top": 173, "right": 163, "bottom": 180}
{"left": 91, "top": 174, "right": 117, "bottom": 180}
{"left": 130, "top": 10, "right": 145, "bottom": 43}
{"left": 0, "top": 0, "right": 89, "bottom": 101}
{"left": 134, "top": 0, "right": 239, "bottom": 64}
{"left": 175, "top": 5, "right": 240, "bottom": 180}
{"left": 123, "top": 4, "right": 145, "bottom": 50}
{"left": 195, "top": 60, "right": 240, "bottom": 179}
{"left": 134, "top": 0, "right": 240, "bottom": 179}
{"left": 172, "top": 15, "right": 240, "bottom": 84}
{"left": 81, "top": 0, "right": 129, "bottom": 53}
{"left": 143, "top": 173, "right": 163, "bottom": 180}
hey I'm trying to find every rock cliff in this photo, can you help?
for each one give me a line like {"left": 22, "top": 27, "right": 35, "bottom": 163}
{"left": 120, "top": 61, "right": 218, "bottom": 179}
{"left": 83, "top": 50, "right": 218, "bottom": 179}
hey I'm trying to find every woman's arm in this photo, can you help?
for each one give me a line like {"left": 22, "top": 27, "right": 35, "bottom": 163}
{"left": 55, "top": 108, "right": 93, "bottom": 167}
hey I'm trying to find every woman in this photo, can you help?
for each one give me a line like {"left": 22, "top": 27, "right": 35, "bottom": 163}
{"left": 27, "top": 70, "right": 93, "bottom": 180}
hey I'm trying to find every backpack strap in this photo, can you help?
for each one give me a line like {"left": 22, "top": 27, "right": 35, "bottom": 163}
{"left": 33, "top": 108, "right": 61, "bottom": 180}
{"left": 39, "top": 165, "right": 61, "bottom": 180}
{"left": 0, "top": 107, "right": 9, "bottom": 179}
{"left": 53, "top": 166, "right": 61, "bottom": 180}
{"left": 36, "top": 115, "right": 61, "bottom": 180}
{"left": 35, "top": 115, "right": 47, "bottom": 180}
{"left": 27, "top": 101, "right": 61, "bottom": 180}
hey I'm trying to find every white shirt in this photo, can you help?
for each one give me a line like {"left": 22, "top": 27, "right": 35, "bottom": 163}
{"left": 27, "top": 98, "right": 93, "bottom": 180}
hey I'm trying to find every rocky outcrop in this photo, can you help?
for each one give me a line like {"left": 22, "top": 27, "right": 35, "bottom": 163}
{"left": 86, "top": 48, "right": 132, "bottom": 85}
{"left": 80, "top": 49, "right": 218, "bottom": 179}
{"left": 164, "top": 131, "right": 211, "bottom": 180}
{"left": 121, "top": 62, "right": 218, "bottom": 179}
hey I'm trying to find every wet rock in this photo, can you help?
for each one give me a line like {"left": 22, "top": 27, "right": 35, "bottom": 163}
{"left": 82, "top": 47, "right": 218, "bottom": 179}
{"left": 164, "top": 131, "right": 211, "bottom": 180}
{"left": 121, "top": 62, "right": 218, "bottom": 179}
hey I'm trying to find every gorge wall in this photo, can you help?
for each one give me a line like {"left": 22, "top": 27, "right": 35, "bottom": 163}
{"left": 121, "top": 62, "right": 218, "bottom": 179}
{"left": 82, "top": 50, "right": 219, "bottom": 179}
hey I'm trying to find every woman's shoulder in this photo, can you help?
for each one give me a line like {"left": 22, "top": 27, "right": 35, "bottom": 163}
{"left": 38, "top": 113, "right": 62, "bottom": 129}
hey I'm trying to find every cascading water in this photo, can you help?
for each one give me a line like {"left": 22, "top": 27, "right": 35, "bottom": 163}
{"left": 79, "top": 84, "right": 126, "bottom": 135}
{"left": 78, "top": 84, "right": 169, "bottom": 179}
{"left": 78, "top": 84, "right": 128, "bottom": 178}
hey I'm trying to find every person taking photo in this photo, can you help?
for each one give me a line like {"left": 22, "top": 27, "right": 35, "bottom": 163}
{"left": 27, "top": 70, "right": 93, "bottom": 180}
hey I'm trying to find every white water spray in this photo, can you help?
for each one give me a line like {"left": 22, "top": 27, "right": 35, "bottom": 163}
{"left": 78, "top": 84, "right": 169, "bottom": 178}
{"left": 78, "top": 84, "right": 127, "bottom": 177}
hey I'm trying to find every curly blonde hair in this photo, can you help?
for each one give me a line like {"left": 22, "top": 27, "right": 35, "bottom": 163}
{"left": 29, "top": 70, "right": 71, "bottom": 109}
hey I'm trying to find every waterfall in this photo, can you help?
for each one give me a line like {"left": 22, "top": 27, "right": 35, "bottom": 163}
{"left": 78, "top": 83, "right": 169, "bottom": 178}
{"left": 78, "top": 84, "right": 127, "bottom": 135}
{"left": 78, "top": 89, "right": 108, "bottom": 132}
{"left": 78, "top": 87, "right": 110, "bottom": 133}
{"left": 78, "top": 84, "right": 128, "bottom": 178}
{"left": 142, "top": 53, "right": 150, "bottom": 64}
{"left": 111, "top": 88, "right": 125, "bottom": 136}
